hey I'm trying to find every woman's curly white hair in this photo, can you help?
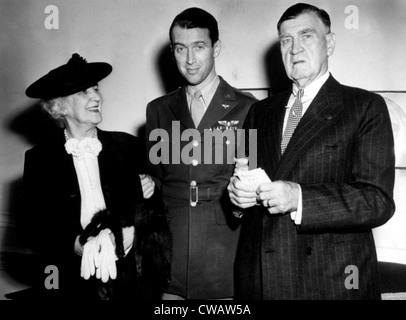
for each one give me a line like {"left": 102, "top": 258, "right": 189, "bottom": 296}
{"left": 41, "top": 98, "right": 67, "bottom": 128}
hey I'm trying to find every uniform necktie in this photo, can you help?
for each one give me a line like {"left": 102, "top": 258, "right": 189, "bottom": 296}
{"left": 190, "top": 90, "right": 205, "bottom": 127}
{"left": 281, "top": 88, "right": 304, "bottom": 154}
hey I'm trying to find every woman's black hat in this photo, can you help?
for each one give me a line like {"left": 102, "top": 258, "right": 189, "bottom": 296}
{"left": 25, "top": 53, "right": 112, "bottom": 100}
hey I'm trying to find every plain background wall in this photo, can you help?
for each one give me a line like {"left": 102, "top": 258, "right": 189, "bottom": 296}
{"left": 0, "top": 0, "right": 405, "bottom": 298}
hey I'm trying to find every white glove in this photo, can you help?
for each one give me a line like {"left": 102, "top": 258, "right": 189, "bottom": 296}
{"left": 96, "top": 229, "right": 118, "bottom": 283}
{"left": 80, "top": 236, "right": 100, "bottom": 280}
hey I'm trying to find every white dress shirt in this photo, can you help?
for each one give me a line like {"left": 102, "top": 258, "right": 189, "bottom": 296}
{"left": 64, "top": 134, "right": 106, "bottom": 229}
{"left": 187, "top": 75, "right": 220, "bottom": 113}
{"left": 65, "top": 132, "right": 133, "bottom": 254}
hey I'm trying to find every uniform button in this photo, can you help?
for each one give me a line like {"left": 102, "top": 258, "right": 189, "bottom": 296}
{"left": 226, "top": 140, "right": 231, "bottom": 145}
{"left": 190, "top": 180, "right": 196, "bottom": 187}
{"left": 191, "top": 159, "right": 198, "bottom": 166}
{"left": 192, "top": 140, "right": 199, "bottom": 147}
{"left": 305, "top": 247, "right": 312, "bottom": 255}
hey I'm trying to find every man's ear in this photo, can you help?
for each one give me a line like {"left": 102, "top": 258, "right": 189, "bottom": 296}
{"left": 170, "top": 44, "right": 176, "bottom": 61}
{"left": 213, "top": 40, "right": 222, "bottom": 58}
{"left": 326, "top": 32, "right": 336, "bottom": 57}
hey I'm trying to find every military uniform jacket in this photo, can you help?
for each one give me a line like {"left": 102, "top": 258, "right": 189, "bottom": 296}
{"left": 146, "top": 76, "right": 256, "bottom": 299}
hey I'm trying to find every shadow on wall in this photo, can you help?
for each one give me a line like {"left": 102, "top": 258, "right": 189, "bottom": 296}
{"left": 156, "top": 42, "right": 185, "bottom": 95}
{"left": 154, "top": 39, "right": 292, "bottom": 97}
{"left": 133, "top": 42, "right": 184, "bottom": 140}
{"left": 7, "top": 102, "right": 61, "bottom": 146}
{"left": 132, "top": 42, "right": 184, "bottom": 140}
{"left": 155, "top": 39, "right": 292, "bottom": 97}
{"left": 135, "top": 40, "right": 290, "bottom": 145}
{"left": 264, "top": 40, "right": 291, "bottom": 95}
{"left": 1, "top": 103, "right": 61, "bottom": 291}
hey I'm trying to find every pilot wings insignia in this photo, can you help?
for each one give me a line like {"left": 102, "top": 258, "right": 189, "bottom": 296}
{"left": 214, "top": 120, "right": 239, "bottom": 131}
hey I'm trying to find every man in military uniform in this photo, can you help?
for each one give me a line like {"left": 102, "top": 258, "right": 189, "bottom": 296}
{"left": 145, "top": 7, "right": 256, "bottom": 299}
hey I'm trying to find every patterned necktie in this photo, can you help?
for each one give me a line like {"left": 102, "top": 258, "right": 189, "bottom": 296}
{"left": 190, "top": 90, "right": 205, "bottom": 127}
{"left": 281, "top": 88, "right": 304, "bottom": 154}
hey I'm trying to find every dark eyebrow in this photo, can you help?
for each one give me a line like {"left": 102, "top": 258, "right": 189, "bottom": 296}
{"left": 299, "top": 28, "right": 316, "bottom": 35}
{"left": 279, "top": 27, "right": 316, "bottom": 39}
{"left": 173, "top": 40, "right": 207, "bottom": 47}
{"left": 172, "top": 42, "right": 185, "bottom": 47}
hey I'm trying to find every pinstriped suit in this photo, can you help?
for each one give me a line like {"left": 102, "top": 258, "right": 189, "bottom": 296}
{"left": 235, "top": 75, "right": 395, "bottom": 300}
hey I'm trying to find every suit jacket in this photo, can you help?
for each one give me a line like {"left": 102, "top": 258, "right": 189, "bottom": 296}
{"left": 21, "top": 129, "right": 170, "bottom": 300}
{"left": 146, "top": 76, "right": 256, "bottom": 298}
{"left": 235, "top": 75, "right": 395, "bottom": 300}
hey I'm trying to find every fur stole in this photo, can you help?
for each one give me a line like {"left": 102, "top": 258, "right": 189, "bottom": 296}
{"left": 79, "top": 194, "right": 171, "bottom": 300}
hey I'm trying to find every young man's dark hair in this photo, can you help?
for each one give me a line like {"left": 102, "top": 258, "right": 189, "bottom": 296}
{"left": 169, "top": 7, "right": 219, "bottom": 46}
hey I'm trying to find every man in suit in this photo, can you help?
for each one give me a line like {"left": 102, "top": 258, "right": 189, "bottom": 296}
{"left": 145, "top": 7, "right": 256, "bottom": 299}
{"left": 228, "top": 3, "right": 395, "bottom": 299}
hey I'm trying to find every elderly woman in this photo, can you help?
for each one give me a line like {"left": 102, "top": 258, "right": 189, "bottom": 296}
{"left": 22, "top": 53, "right": 170, "bottom": 300}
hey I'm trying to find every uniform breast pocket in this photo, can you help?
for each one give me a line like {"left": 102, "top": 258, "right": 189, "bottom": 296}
{"left": 203, "top": 130, "right": 237, "bottom": 169}
{"left": 160, "top": 139, "right": 182, "bottom": 174}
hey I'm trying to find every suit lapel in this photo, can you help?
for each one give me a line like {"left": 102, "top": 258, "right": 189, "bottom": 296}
{"left": 275, "top": 76, "right": 344, "bottom": 180}
{"left": 197, "top": 77, "right": 238, "bottom": 132}
{"left": 258, "top": 94, "right": 289, "bottom": 179}
{"left": 168, "top": 87, "right": 196, "bottom": 129}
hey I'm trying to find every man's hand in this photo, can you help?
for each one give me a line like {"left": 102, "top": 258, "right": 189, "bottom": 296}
{"left": 257, "top": 181, "right": 300, "bottom": 214}
{"left": 227, "top": 176, "right": 258, "bottom": 209}
{"left": 140, "top": 174, "right": 155, "bottom": 199}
